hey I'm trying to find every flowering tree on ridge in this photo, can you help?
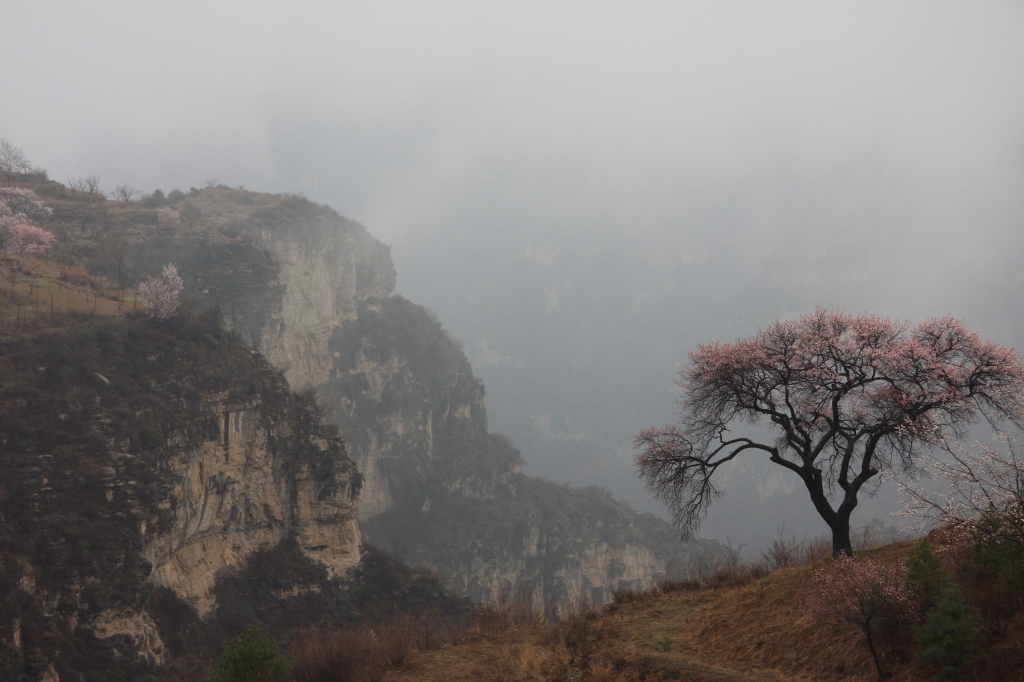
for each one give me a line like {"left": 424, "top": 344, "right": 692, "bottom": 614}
{"left": 635, "top": 308, "right": 1024, "bottom": 556}
{"left": 0, "top": 188, "right": 53, "bottom": 256}
{"left": 0, "top": 188, "right": 53, "bottom": 224}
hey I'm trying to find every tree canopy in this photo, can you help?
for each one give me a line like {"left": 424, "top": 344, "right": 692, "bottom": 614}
{"left": 635, "top": 309, "right": 1024, "bottom": 555}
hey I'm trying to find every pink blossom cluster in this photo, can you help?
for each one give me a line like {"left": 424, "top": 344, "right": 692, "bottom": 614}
{"left": 137, "top": 264, "right": 183, "bottom": 319}
{"left": 808, "top": 554, "right": 916, "bottom": 677}
{"left": 0, "top": 187, "right": 53, "bottom": 223}
{"left": 808, "top": 555, "right": 916, "bottom": 627}
{"left": 899, "top": 432, "right": 1024, "bottom": 546}
{"left": 685, "top": 309, "right": 1024, "bottom": 445}
{"left": 5, "top": 224, "right": 56, "bottom": 255}
{"left": 156, "top": 206, "right": 181, "bottom": 227}
{"left": 0, "top": 187, "right": 54, "bottom": 256}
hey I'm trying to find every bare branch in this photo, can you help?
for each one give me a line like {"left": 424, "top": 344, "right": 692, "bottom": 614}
{"left": 111, "top": 185, "right": 141, "bottom": 203}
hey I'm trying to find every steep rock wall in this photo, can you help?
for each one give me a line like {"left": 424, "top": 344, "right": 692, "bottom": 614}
{"left": 0, "top": 315, "right": 360, "bottom": 679}
{"left": 132, "top": 189, "right": 699, "bottom": 603}
{"left": 144, "top": 395, "right": 360, "bottom": 618}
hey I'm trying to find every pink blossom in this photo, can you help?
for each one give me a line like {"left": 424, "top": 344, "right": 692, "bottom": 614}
{"left": 156, "top": 206, "right": 181, "bottom": 227}
{"left": 137, "top": 264, "right": 183, "bottom": 319}
{"left": 808, "top": 555, "right": 915, "bottom": 677}
{"left": 4, "top": 223, "right": 55, "bottom": 255}
{"left": 809, "top": 555, "right": 915, "bottom": 624}
{"left": 0, "top": 187, "right": 52, "bottom": 224}
{"left": 899, "top": 432, "right": 1024, "bottom": 547}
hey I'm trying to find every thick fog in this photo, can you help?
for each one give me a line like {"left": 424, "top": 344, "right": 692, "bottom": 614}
{"left": 3, "top": 1, "right": 1023, "bottom": 547}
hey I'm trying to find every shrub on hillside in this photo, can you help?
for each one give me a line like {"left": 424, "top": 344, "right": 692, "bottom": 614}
{"left": 809, "top": 555, "right": 916, "bottom": 679}
{"left": 960, "top": 513, "right": 1024, "bottom": 635}
{"left": 915, "top": 582, "right": 979, "bottom": 679}
{"left": 906, "top": 538, "right": 953, "bottom": 613}
{"left": 207, "top": 626, "right": 293, "bottom": 682}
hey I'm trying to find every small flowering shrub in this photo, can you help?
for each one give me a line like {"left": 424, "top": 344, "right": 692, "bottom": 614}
{"left": 156, "top": 206, "right": 181, "bottom": 227}
{"left": 809, "top": 555, "right": 916, "bottom": 678}
{"left": 137, "top": 263, "right": 183, "bottom": 319}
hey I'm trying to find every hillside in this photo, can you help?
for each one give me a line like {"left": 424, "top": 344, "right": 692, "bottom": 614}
{"left": 374, "top": 536, "right": 1024, "bottom": 682}
{"left": 0, "top": 309, "right": 361, "bottom": 677}
{"left": 0, "top": 172, "right": 710, "bottom": 604}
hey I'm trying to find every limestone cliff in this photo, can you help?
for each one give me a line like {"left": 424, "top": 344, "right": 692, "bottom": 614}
{"left": 0, "top": 313, "right": 360, "bottom": 679}
{"left": 130, "top": 188, "right": 701, "bottom": 603}
{"left": 144, "top": 392, "right": 360, "bottom": 619}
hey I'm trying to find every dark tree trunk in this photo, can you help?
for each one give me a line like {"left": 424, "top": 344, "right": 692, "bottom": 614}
{"left": 863, "top": 625, "right": 887, "bottom": 679}
{"left": 831, "top": 520, "right": 853, "bottom": 557}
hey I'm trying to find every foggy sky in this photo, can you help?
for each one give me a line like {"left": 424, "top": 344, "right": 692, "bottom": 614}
{"left": 3, "top": 1, "right": 1023, "bottom": 547}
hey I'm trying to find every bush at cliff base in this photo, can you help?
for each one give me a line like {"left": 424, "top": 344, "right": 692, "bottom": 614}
{"left": 207, "top": 626, "right": 293, "bottom": 682}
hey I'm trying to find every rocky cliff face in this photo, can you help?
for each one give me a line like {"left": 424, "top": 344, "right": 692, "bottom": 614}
{"left": 132, "top": 188, "right": 699, "bottom": 604}
{"left": 0, "top": 314, "right": 360, "bottom": 679}
{"left": 144, "top": 393, "right": 360, "bottom": 619}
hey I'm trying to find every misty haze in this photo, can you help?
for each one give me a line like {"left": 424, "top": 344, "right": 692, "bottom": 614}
{"left": 1, "top": 3, "right": 1023, "bottom": 681}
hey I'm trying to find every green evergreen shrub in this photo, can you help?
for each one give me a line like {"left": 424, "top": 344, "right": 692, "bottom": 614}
{"left": 963, "top": 512, "right": 1024, "bottom": 634}
{"left": 139, "top": 189, "right": 167, "bottom": 207}
{"left": 139, "top": 426, "right": 162, "bottom": 451}
{"left": 915, "top": 582, "right": 979, "bottom": 679}
{"left": 906, "top": 538, "right": 952, "bottom": 612}
{"left": 207, "top": 626, "right": 293, "bottom": 682}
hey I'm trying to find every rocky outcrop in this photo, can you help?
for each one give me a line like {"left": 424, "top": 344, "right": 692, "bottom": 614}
{"left": 131, "top": 188, "right": 700, "bottom": 604}
{"left": 144, "top": 394, "right": 360, "bottom": 618}
{"left": 0, "top": 314, "right": 360, "bottom": 679}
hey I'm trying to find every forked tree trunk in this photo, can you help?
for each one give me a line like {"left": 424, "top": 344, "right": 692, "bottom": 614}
{"left": 801, "top": 471, "right": 857, "bottom": 556}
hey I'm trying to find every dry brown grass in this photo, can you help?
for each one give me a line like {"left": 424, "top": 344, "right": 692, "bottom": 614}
{"left": 383, "top": 537, "right": 1024, "bottom": 682}
{"left": 0, "top": 254, "right": 130, "bottom": 326}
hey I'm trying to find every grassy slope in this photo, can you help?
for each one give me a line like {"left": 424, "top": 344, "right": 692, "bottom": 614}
{"left": 383, "top": 539, "right": 1024, "bottom": 682}
{"left": 0, "top": 174, "right": 298, "bottom": 326}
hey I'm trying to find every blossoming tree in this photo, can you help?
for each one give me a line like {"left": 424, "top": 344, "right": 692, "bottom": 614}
{"left": 0, "top": 187, "right": 53, "bottom": 224}
{"left": 4, "top": 223, "right": 55, "bottom": 255}
{"left": 137, "top": 264, "right": 183, "bottom": 319}
{"left": 635, "top": 309, "right": 1024, "bottom": 556}
{"left": 156, "top": 206, "right": 181, "bottom": 227}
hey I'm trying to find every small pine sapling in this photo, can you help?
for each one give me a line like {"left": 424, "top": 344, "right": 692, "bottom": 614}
{"left": 905, "top": 538, "right": 953, "bottom": 613}
{"left": 915, "top": 582, "right": 979, "bottom": 679}
{"left": 961, "top": 512, "right": 1024, "bottom": 635}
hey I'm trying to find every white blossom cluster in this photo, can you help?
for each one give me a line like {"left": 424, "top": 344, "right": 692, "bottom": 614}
{"left": 137, "top": 264, "right": 183, "bottom": 319}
